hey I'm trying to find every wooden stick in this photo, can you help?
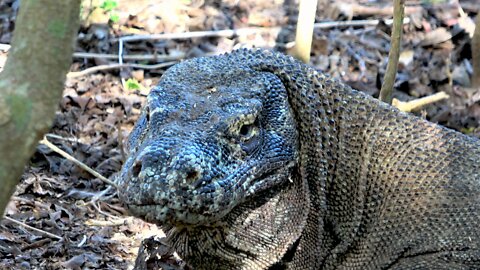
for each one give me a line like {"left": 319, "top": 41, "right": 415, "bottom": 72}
{"left": 392, "top": 92, "right": 449, "bottom": 112}
{"left": 114, "top": 18, "right": 410, "bottom": 43}
{"left": 72, "top": 52, "right": 185, "bottom": 61}
{"left": 293, "top": 0, "right": 318, "bottom": 63}
{"left": 472, "top": 13, "right": 480, "bottom": 87}
{"left": 338, "top": 3, "right": 421, "bottom": 17}
{"left": 379, "top": 0, "right": 404, "bottom": 104}
{"left": 67, "top": 61, "right": 177, "bottom": 78}
{"left": 3, "top": 216, "right": 62, "bottom": 240}
{"left": 39, "top": 137, "right": 117, "bottom": 188}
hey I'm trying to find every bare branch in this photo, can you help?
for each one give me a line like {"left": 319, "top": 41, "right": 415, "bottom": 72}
{"left": 379, "top": 0, "right": 404, "bottom": 104}
{"left": 293, "top": 0, "right": 318, "bottom": 63}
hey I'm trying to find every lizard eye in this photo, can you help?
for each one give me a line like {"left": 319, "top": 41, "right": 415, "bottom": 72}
{"left": 238, "top": 117, "right": 260, "bottom": 138}
{"left": 239, "top": 123, "right": 254, "bottom": 137}
{"left": 238, "top": 121, "right": 260, "bottom": 154}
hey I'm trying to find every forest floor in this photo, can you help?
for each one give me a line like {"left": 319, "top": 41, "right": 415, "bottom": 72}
{"left": 0, "top": 0, "right": 479, "bottom": 269}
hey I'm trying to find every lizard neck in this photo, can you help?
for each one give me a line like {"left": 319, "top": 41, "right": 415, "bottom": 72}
{"left": 167, "top": 169, "right": 310, "bottom": 270}
{"left": 318, "top": 88, "right": 480, "bottom": 268}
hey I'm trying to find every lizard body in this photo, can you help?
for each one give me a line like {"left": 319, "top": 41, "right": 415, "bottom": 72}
{"left": 118, "top": 49, "right": 480, "bottom": 269}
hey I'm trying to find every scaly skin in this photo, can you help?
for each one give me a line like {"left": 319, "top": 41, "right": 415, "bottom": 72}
{"left": 118, "top": 49, "right": 480, "bottom": 269}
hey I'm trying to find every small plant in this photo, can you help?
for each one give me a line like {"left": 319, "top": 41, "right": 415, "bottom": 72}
{"left": 100, "top": 0, "right": 119, "bottom": 23}
{"left": 125, "top": 78, "right": 144, "bottom": 91}
{"left": 100, "top": 0, "right": 118, "bottom": 11}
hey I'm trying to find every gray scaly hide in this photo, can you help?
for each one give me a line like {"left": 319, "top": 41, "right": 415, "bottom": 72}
{"left": 118, "top": 49, "right": 480, "bottom": 269}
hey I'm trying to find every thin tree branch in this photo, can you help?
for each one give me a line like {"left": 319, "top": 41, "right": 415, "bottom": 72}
{"left": 67, "top": 61, "right": 177, "bottom": 78}
{"left": 379, "top": 0, "right": 404, "bottom": 104}
{"left": 39, "top": 137, "right": 117, "bottom": 189}
{"left": 73, "top": 52, "right": 185, "bottom": 61}
{"left": 3, "top": 216, "right": 63, "bottom": 240}
{"left": 293, "top": 0, "right": 318, "bottom": 63}
{"left": 392, "top": 92, "right": 449, "bottom": 112}
{"left": 472, "top": 14, "right": 480, "bottom": 87}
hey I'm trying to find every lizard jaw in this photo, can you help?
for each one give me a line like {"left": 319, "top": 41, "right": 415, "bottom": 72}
{"left": 122, "top": 161, "right": 296, "bottom": 227}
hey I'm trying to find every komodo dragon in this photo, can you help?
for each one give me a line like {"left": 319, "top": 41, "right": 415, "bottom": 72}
{"left": 117, "top": 49, "right": 480, "bottom": 269}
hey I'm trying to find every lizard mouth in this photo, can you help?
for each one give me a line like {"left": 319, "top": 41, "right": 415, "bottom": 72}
{"left": 124, "top": 160, "right": 295, "bottom": 227}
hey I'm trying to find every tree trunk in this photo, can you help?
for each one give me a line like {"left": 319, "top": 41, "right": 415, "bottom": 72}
{"left": 0, "top": 1, "right": 81, "bottom": 216}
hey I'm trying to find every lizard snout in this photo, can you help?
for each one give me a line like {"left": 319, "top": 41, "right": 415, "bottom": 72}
{"left": 130, "top": 140, "right": 214, "bottom": 188}
{"left": 120, "top": 138, "right": 237, "bottom": 225}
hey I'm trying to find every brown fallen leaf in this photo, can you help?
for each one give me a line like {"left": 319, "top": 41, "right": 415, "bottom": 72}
{"left": 420, "top": 27, "right": 452, "bottom": 47}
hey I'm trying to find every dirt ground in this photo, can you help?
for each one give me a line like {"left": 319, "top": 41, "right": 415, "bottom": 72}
{"left": 1, "top": 0, "right": 480, "bottom": 269}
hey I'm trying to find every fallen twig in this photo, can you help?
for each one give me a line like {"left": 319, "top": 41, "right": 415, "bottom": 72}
{"left": 39, "top": 137, "right": 117, "bottom": 189}
{"left": 116, "top": 27, "right": 282, "bottom": 43}
{"left": 114, "top": 18, "right": 409, "bottom": 73}
{"left": 11, "top": 196, "right": 51, "bottom": 209}
{"left": 86, "top": 216, "right": 135, "bottom": 226}
{"left": 337, "top": 3, "right": 421, "bottom": 17}
{"left": 72, "top": 52, "right": 185, "bottom": 61}
{"left": 45, "top": 133, "right": 81, "bottom": 143}
{"left": 89, "top": 187, "right": 119, "bottom": 207}
{"left": 113, "top": 18, "right": 410, "bottom": 44}
{"left": 313, "top": 17, "right": 409, "bottom": 29}
{"left": 3, "top": 216, "right": 63, "bottom": 240}
{"left": 0, "top": 17, "right": 411, "bottom": 69}
{"left": 89, "top": 200, "right": 119, "bottom": 219}
{"left": 0, "top": 17, "right": 411, "bottom": 55}
{"left": 392, "top": 92, "right": 449, "bottom": 112}
{"left": 67, "top": 61, "right": 177, "bottom": 78}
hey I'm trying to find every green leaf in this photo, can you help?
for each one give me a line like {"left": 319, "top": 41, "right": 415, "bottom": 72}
{"left": 100, "top": 0, "right": 118, "bottom": 12}
{"left": 109, "top": 12, "right": 119, "bottom": 23}
{"left": 125, "top": 78, "right": 142, "bottom": 91}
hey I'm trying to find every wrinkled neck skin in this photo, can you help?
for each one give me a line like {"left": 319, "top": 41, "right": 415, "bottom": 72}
{"left": 304, "top": 86, "right": 480, "bottom": 269}
{"left": 249, "top": 49, "right": 480, "bottom": 267}
{"left": 166, "top": 169, "right": 310, "bottom": 270}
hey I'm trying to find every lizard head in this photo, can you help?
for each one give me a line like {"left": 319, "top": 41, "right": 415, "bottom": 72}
{"left": 117, "top": 49, "right": 333, "bottom": 268}
{"left": 117, "top": 54, "right": 301, "bottom": 227}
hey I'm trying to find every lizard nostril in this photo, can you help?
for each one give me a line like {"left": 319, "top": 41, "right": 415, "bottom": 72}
{"left": 185, "top": 170, "right": 200, "bottom": 183}
{"left": 132, "top": 160, "right": 142, "bottom": 177}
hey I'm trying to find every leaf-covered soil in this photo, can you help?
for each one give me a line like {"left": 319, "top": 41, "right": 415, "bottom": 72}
{"left": 1, "top": 0, "right": 479, "bottom": 269}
